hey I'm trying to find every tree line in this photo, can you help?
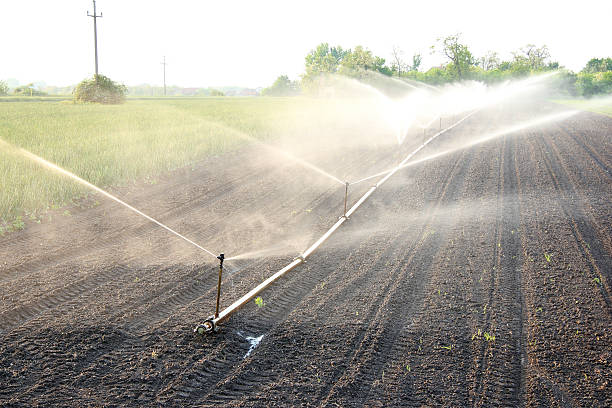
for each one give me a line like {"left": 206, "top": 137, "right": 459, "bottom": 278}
{"left": 262, "top": 34, "right": 612, "bottom": 98}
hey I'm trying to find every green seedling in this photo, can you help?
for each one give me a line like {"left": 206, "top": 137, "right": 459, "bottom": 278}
{"left": 593, "top": 277, "right": 601, "bottom": 285}
{"left": 406, "top": 363, "right": 411, "bottom": 372}
{"left": 12, "top": 217, "right": 25, "bottom": 231}
{"left": 483, "top": 332, "right": 496, "bottom": 342}
{"left": 255, "top": 296, "right": 264, "bottom": 308}
{"left": 472, "top": 329, "right": 482, "bottom": 340}
{"left": 544, "top": 253, "right": 552, "bottom": 263}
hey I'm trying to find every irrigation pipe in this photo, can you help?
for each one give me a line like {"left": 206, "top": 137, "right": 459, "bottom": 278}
{"left": 196, "top": 110, "right": 478, "bottom": 333}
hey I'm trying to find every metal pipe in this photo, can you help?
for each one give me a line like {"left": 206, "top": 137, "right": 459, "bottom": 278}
{"left": 203, "top": 109, "right": 479, "bottom": 332}
{"left": 214, "top": 253, "right": 224, "bottom": 318}
{"left": 215, "top": 258, "right": 303, "bottom": 324}
{"left": 343, "top": 181, "right": 349, "bottom": 217}
{"left": 302, "top": 216, "right": 347, "bottom": 259}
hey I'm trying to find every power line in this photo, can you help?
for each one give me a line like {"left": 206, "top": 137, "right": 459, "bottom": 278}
{"left": 87, "top": 0, "right": 103, "bottom": 76}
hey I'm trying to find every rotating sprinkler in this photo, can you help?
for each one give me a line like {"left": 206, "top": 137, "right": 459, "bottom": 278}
{"left": 193, "top": 253, "right": 225, "bottom": 334}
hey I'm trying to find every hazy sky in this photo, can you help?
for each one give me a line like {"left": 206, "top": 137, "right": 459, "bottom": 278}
{"left": 2, "top": 0, "right": 610, "bottom": 88}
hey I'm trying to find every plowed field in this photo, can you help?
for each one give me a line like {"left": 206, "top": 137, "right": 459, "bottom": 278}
{"left": 1, "top": 102, "right": 610, "bottom": 407}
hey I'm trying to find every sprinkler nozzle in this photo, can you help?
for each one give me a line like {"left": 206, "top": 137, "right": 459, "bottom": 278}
{"left": 214, "top": 253, "right": 225, "bottom": 319}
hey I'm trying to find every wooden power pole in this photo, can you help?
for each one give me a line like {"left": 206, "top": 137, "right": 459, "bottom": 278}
{"left": 87, "top": 0, "right": 103, "bottom": 76}
{"left": 162, "top": 56, "right": 167, "bottom": 96}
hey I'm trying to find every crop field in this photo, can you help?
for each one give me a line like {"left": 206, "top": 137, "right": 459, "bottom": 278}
{"left": 0, "top": 98, "right": 306, "bottom": 230}
{"left": 554, "top": 98, "right": 612, "bottom": 117}
{"left": 0, "top": 95, "right": 611, "bottom": 407}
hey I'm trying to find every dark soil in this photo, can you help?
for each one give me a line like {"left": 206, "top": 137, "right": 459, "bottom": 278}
{"left": 0, "top": 102, "right": 610, "bottom": 407}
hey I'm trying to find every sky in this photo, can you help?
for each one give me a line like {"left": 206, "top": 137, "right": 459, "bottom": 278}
{"left": 1, "top": 0, "right": 610, "bottom": 88}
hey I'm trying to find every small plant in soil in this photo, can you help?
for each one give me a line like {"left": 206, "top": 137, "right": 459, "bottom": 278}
{"left": 255, "top": 296, "right": 265, "bottom": 307}
{"left": 544, "top": 253, "right": 552, "bottom": 263}
{"left": 484, "top": 332, "right": 496, "bottom": 342}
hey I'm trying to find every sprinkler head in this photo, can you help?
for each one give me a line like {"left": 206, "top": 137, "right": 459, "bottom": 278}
{"left": 194, "top": 317, "right": 217, "bottom": 335}
{"left": 217, "top": 253, "right": 224, "bottom": 266}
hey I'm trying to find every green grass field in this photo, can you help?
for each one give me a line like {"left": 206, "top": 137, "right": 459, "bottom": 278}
{"left": 553, "top": 98, "right": 612, "bottom": 117}
{"left": 0, "top": 98, "right": 311, "bottom": 232}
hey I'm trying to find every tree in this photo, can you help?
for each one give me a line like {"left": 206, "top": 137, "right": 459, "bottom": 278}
{"left": 436, "top": 34, "right": 475, "bottom": 79}
{"left": 479, "top": 51, "right": 500, "bottom": 71}
{"left": 410, "top": 53, "right": 422, "bottom": 72}
{"left": 339, "top": 46, "right": 391, "bottom": 78}
{"left": 390, "top": 46, "right": 407, "bottom": 77}
{"left": 304, "top": 43, "right": 348, "bottom": 78}
{"left": 0, "top": 80, "right": 8, "bottom": 96}
{"left": 262, "top": 75, "right": 299, "bottom": 96}
{"left": 74, "top": 74, "right": 127, "bottom": 104}
{"left": 514, "top": 44, "right": 550, "bottom": 70}
{"left": 582, "top": 57, "right": 612, "bottom": 73}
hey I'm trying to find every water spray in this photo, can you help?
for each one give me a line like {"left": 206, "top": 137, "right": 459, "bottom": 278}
{"left": 194, "top": 110, "right": 480, "bottom": 335}
{"left": 0, "top": 138, "right": 219, "bottom": 260}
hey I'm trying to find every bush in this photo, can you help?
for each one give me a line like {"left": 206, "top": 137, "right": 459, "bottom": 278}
{"left": 13, "top": 83, "right": 46, "bottom": 96}
{"left": 575, "top": 73, "right": 612, "bottom": 98}
{"left": 0, "top": 80, "right": 8, "bottom": 96}
{"left": 262, "top": 75, "right": 299, "bottom": 96}
{"left": 74, "top": 74, "right": 127, "bottom": 104}
{"left": 209, "top": 89, "right": 225, "bottom": 96}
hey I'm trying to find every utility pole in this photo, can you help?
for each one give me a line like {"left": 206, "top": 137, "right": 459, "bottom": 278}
{"left": 87, "top": 0, "right": 103, "bottom": 76}
{"left": 161, "top": 56, "right": 167, "bottom": 96}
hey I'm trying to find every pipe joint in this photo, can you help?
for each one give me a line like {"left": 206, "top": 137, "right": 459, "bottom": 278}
{"left": 194, "top": 316, "right": 217, "bottom": 335}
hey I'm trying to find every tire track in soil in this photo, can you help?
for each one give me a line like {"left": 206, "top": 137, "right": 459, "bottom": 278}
{"left": 518, "top": 134, "right": 582, "bottom": 408}
{"left": 557, "top": 115, "right": 612, "bottom": 176}
{"left": 0, "top": 159, "right": 335, "bottom": 337}
{"left": 319, "top": 150, "right": 475, "bottom": 407}
{"left": 0, "top": 140, "right": 414, "bottom": 406}
{"left": 351, "top": 112, "right": 505, "bottom": 406}
{"left": 124, "top": 153, "right": 380, "bottom": 334}
{"left": 537, "top": 132, "right": 612, "bottom": 311}
{"left": 470, "top": 133, "right": 527, "bottom": 407}
{"left": 549, "top": 123, "right": 612, "bottom": 256}
{"left": 201, "top": 121, "right": 485, "bottom": 406}
{"left": 519, "top": 126, "right": 612, "bottom": 407}
{"left": 154, "top": 128, "right": 474, "bottom": 406}
{"left": 470, "top": 133, "right": 508, "bottom": 407}
{"left": 154, "top": 233, "right": 398, "bottom": 404}
{"left": 0, "top": 189, "right": 334, "bottom": 403}
{"left": 0, "top": 265, "right": 129, "bottom": 335}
